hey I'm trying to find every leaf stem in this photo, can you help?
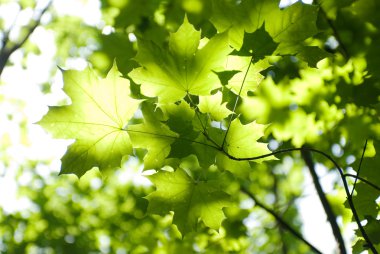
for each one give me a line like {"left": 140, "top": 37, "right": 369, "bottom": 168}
{"left": 241, "top": 186, "right": 323, "bottom": 254}
{"left": 222, "top": 56, "right": 253, "bottom": 148}
{"left": 185, "top": 93, "right": 222, "bottom": 148}
{"left": 351, "top": 139, "right": 367, "bottom": 196}
{"left": 186, "top": 93, "right": 208, "bottom": 132}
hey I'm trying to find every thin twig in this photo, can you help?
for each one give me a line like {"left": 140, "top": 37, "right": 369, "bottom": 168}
{"left": 301, "top": 147, "right": 347, "bottom": 254}
{"left": 345, "top": 173, "right": 380, "bottom": 192}
{"left": 1, "top": 8, "right": 20, "bottom": 49}
{"left": 185, "top": 93, "right": 222, "bottom": 148}
{"left": 0, "top": 0, "right": 53, "bottom": 77}
{"left": 351, "top": 140, "right": 368, "bottom": 196}
{"left": 241, "top": 186, "right": 322, "bottom": 254}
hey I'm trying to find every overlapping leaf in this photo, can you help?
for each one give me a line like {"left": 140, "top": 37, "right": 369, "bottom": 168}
{"left": 147, "top": 168, "right": 232, "bottom": 235}
{"left": 198, "top": 91, "right": 231, "bottom": 121}
{"left": 123, "top": 102, "right": 177, "bottom": 170}
{"left": 129, "top": 17, "right": 233, "bottom": 103}
{"left": 38, "top": 64, "right": 140, "bottom": 177}
{"left": 128, "top": 121, "right": 178, "bottom": 170}
{"left": 224, "top": 119, "right": 274, "bottom": 162}
{"left": 211, "top": 0, "right": 321, "bottom": 64}
{"left": 157, "top": 101, "right": 198, "bottom": 159}
{"left": 211, "top": 0, "right": 277, "bottom": 49}
{"left": 225, "top": 56, "right": 271, "bottom": 96}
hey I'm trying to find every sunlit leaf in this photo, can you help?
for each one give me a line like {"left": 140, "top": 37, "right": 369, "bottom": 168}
{"left": 198, "top": 91, "right": 231, "bottom": 121}
{"left": 129, "top": 17, "right": 232, "bottom": 103}
{"left": 224, "top": 119, "right": 275, "bottom": 162}
{"left": 39, "top": 63, "right": 140, "bottom": 177}
{"left": 147, "top": 168, "right": 232, "bottom": 235}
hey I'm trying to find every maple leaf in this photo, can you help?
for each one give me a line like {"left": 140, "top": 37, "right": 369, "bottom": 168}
{"left": 129, "top": 17, "right": 232, "bottom": 103}
{"left": 128, "top": 121, "right": 178, "bottom": 170}
{"left": 267, "top": 2, "right": 318, "bottom": 43}
{"left": 38, "top": 63, "right": 140, "bottom": 177}
{"left": 198, "top": 91, "right": 232, "bottom": 121}
{"left": 225, "top": 56, "right": 271, "bottom": 96}
{"left": 216, "top": 153, "right": 252, "bottom": 179}
{"left": 211, "top": 0, "right": 318, "bottom": 50}
{"left": 238, "top": 25, "right": 279, "bottom": 61}
{"left": 125, "top": 102, "right": 178, "bottom": 170}
{"left": 161, "top": 101, "right": 199, "bottom": 159}
{"left": 211, "top": 0, "right": 277, "bottom": 49}
{"left": 224, "top": 119, "right": 275, "bottom": 162}
{"left": 147, "top": 168, "right": 232, "bottom": 235}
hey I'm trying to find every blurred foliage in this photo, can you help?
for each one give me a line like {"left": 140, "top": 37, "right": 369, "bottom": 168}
{"left": 1, "top": 0, "right": 380, "bottom": 254}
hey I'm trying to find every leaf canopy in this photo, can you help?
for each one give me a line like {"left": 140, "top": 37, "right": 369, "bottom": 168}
{"left": 30, "top": 2, "right": 380, "bottom": 252}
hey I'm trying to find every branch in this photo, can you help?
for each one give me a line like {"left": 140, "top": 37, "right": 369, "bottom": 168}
{"left": 301, "top": 147, "right": 347, "bottom": 254}
{"left": 124, "top": 125, "right": 377, "bottom": 253}
{"left": 222, "top": 147, "right": 378, "bottom": 254}
{"left": 241, "top": 186, "right": 323, "bottom": 254}
{"left": 222, "top": 56, "right": 253, "bottom": 148}
{"left": 85, "top": 117, "right": 377, "bottom": 252}
{"left": 0, "top": 0, "right": 53, "bottom": 77}
{"left": 273, "top": 173, "right": 289, "bottom": 254}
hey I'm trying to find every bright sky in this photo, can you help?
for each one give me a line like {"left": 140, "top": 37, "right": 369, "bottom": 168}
{"left": 0, "top": 0, "right": 356, "bottom": 253}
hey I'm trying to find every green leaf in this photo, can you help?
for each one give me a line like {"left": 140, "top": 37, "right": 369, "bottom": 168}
{"left": 161, "top": 101, "right": 200, "bottom": 159}
{"left": 225, "top": 56, "right": 271, "bottom": 96}
{"left": 363, "top": 216, "right": 380, "bottom": 245}
{"left": 211, "top": 0, "right": 318, "bottom": 50}
{"left": 192, "top": 133, "right": 219, "bottom": 168}
{"left": 129, "top": 17, "right": 232, "bottom": 103}
{"left": 295, "top": 46, "right": 331, "bottom": 68}
{"left": 238, "top": 25, "right": 279, "bottom": 61}
{"left": 128, "top": 104, "right": 179, "bottom": 170}
{"left": 320, "top": 0, "right": 355, "bottom": 19}
{"left": 211, "top": 0, "right": 277, "bottom": 49}
{"left": 216, "top": 153, "right": 251, "bottom": 179}
{"left": 224, "top": 119, "right": 274, "bottom": 162}
{"left": 38, "top": 63, "right": 140, "bottom": 177}
{"left": 266, "top": 2, "right": 318, "bottom": 43}
{"left": 147, "top": 168, "right": 232, "bottom": 235}
{"left": 198, "top": 91, "right": 232, "bottom": 121}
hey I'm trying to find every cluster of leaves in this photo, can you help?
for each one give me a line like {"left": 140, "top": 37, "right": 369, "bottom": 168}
{"left": 39, "top": 16, "right": 276, "bottom": 235}
{"left": 10, "top": 0, "right": 379, "bottom": 253}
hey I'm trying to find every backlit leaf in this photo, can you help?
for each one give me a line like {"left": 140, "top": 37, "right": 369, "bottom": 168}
{"left": 224, "top": 119, "right": 274, "bottom": 162}
{"left": 198, "top": 91, "right": 231, "bottom": 121}
{"left": 129, "top": 17, "right": 232, "bottom": 103}
{"left": 38, "top": 63, "right": 140, "bottom": 177}
{"left": 147, "top": 168, "right": 232, "bottom": 235}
